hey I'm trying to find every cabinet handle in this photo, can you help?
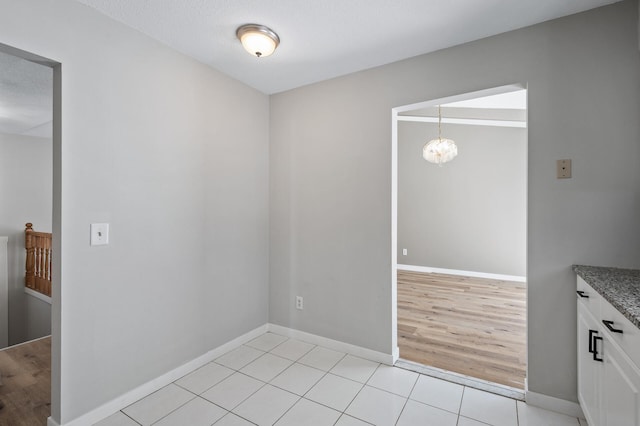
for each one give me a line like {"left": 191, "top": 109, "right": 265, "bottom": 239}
{"left": 602, "top": 320, "right": 623, "bottom": 333}
{"left": 576, "top": 290, "right": 589, "bottom": 298}
{"left": 593, "top": 336, "right": 603, "bottom": 362}
{"left": 588, "top": 329, "right": 598, "bottom": 353}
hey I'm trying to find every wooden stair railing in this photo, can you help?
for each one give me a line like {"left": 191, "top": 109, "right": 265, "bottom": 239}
{"left": 25, "top": 223, "right": 52, "bottom": 297}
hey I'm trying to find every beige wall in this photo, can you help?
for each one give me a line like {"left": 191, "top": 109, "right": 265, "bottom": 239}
{"left": 270, "top": 0, "right": 640, "bottom": 403}
{"left": 0, "top": 133, "right": 52, "bottom": 347}
{"left": 0, "top": 0, "right": 270, "bottom": 423}
{"left": 0, "top": 0, "right": 637, "bottom": 422}
{"left": 398, "top": 121, "right": 527, "bottom": 277}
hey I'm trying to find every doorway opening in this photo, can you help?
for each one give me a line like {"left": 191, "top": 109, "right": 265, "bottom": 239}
{"left": 391, "top": 84, "right": 528, "bottom": 397}
{"left": 0, "top": 43, "right": 60, "bottom": 425}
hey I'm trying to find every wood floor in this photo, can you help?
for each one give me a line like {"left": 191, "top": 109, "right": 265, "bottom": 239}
{"left": 397, "top": 270, "right": 526, "bottom": 389}
{"left": 0, "top": 336, "right": 51, "bottom": 426}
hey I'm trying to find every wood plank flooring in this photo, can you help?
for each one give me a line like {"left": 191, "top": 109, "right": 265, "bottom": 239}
{"left": 397, "top": 270, "right": 526, "bottom": 389}
{"left": 0, "top": 337, "right": 51, "bottom": 426}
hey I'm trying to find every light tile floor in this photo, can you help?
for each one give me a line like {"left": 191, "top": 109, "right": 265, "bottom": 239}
{"left": 95, "top": 333, "right": 584, "bottom": 426}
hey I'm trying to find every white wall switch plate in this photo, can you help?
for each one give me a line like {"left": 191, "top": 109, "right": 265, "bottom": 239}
{"left": 90, "top": 223, "right": 109, "bottom": 246}
{"left": 402, "top": 248, "right": 408, "bottom": 256}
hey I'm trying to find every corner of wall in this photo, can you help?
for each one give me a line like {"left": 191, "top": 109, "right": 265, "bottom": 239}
{"left": 525, "top": 389, "right": 584, "bottom": 419}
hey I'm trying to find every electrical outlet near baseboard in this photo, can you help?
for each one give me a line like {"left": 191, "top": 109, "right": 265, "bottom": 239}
{"left": 296, "top": 296, "right": 303, "bottom": 310}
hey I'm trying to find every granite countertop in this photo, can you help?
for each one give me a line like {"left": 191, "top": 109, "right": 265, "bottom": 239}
{"left": 573, "top": 265, "right": 640, "bottom": 329}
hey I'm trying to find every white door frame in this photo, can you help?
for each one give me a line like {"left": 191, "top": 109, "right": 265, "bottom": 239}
{"left": 0, "top": 236, "right": 8, "bottom": 349}
{"left": 0, "top": 42, "right": 61, "bottom": 422}
{"left": 390, "top": 83, "right": 527, "bottom": 363}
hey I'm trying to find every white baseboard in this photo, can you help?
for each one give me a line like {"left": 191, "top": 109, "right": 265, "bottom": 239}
{"left": 61, "top": 323, "right": 586, "bottom": 426}
{"left": 60, "top": 324, "right": 267, "bottom": 426}
{"left": 526, "top": 389, "right": 585, "bottom": 419}
{"left": 267, "top": 323, "right": 395, "bottom": 365}
{"left": 24, "top": 287, "right": 52, "bottom": 304}
{"left": 56, "top": 323, "right": 395, "bottom": 425}
{"left": 1, "top": 334, "right": 51, "bottom": 352}
{"left": 397, "top": 264, "right": 526, "bottom": 283}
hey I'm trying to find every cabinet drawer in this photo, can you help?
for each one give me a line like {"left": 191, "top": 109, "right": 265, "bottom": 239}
{"left": 601, "top": 300, "right": 640, "bottom": 368}
{"left": 577, "top": 277, "right": 601, "bottom": 318}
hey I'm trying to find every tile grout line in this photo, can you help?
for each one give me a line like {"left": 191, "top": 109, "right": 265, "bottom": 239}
{"left": 263, "top": 392, "right": 302, "bottom": 426}
{"left": 168, "top": 376, "right": 241, "bottom": 425}
{"left": 398, "top": 367, "right": 422, "bottom": 425}
{"left": 265, "top": 339, "right": 347, "bottom": 422}
{"left": 232, "top": 335, "right": 331, "bottom": 425}
{"left": 148, "top": 392, "right": 197, "bottom": 425}
{"left": 456, "top": 386, "right": 467, "bottom": 426}
{"left": 120, "top": 410, "right": 142, "bottom": 425}
{"left": 333, "top": 354, "right": 378, "bottom": 423}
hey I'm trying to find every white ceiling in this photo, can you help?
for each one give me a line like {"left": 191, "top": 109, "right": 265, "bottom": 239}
{"left": 74, "top": 0, "right": 621, "bottom": 94}
{"left": 0, "top": 0, "right": 622, "bottom": 137}
{"left": 0, "top": 50, "right": 52, "bottom": 138}
{"left": 400, "top": 89, "right": 528, "bottom": 127}
{"left": 444, "top": 91, "right": 527, "bottom": 110}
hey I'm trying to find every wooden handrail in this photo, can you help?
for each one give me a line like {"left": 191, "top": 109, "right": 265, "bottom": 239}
{"left": 25, "top": 223, "right": 52, "bottom": 297}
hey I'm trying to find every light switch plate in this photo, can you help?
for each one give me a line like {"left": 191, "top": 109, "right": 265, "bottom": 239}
{"left": 90, "top": 223, "right": 109, "bottom": 246}
{"left": 557, "top": 159, "right": 572, "bottom": 178}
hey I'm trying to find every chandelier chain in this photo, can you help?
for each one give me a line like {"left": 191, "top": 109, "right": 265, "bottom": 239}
{"left": 422, "top": 103, "right": 458, "bottom": 165}
{"left": 438, "top": 105, "right": 442, "bottom": 140}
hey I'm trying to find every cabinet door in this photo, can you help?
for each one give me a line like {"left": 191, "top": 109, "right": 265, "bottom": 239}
{"left": 601, "top": 337, "right": 640, "bottom": 426}
{"left": 578, "top": 302, "right": 601, "bottom": 425}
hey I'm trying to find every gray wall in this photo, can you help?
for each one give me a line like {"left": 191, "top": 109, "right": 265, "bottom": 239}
{"left": 0, "top": 0, "right": 269, "bottom": 423}
{"left": 397, "top": 122, "right": 527, "bottom": 277}
{"left": 21, "top": 294, "right": 51, "bottom": 341}
{"left": 270, "top": 0, "right": 640, "bottom": 404}
{"left": 0, "top": 237, "right": 7, "bottom": 347}
{"left": 0, "top": 133, "right": 52, "bottom": 347}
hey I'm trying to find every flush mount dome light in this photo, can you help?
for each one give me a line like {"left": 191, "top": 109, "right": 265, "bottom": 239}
{"left": 236, "top": 24, "right": 280, "bottom": 58}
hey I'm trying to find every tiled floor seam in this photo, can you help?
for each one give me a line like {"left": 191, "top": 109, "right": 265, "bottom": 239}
{"left": 386, "top": 362, "right": 418, "bottom": 426}
{"left": 140, "top": 392, "right": 196, "bottom": 426}
{"left": 458, "top": 386, "right": 466, "bottom": 416}
{"left": 340, "top": 381, "right": 370, "bottom": 424}
{"left": 227, "top": 376, "right": 268, "bottom": 411}
{"left": 120, "top": 411, "right": 141, "bottom": 425}
{"left": 392, "top": 392, "right": 411, "bottom": 426}
{"left": 263, "top": 393, "right": 302, "bottom": 426}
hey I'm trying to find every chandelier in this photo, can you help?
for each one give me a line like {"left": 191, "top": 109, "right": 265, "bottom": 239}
{"left": 422, "top": 105, "right": 458, "bottom": 165}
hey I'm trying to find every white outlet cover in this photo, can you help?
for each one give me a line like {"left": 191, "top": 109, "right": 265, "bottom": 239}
{"left": 90, "top": 223, "right": 109, "bottom": 246}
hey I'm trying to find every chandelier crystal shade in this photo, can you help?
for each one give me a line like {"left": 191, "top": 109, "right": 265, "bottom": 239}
{"left": 423, "top": 105, "right": 458, "bottom": 165}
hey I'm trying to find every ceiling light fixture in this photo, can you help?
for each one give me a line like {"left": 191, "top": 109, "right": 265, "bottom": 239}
{"left": 236, "top": 24, "right": 280, "bottom": 58}
{"left": 423, "top": 105, "right": 458, "bottom": 165}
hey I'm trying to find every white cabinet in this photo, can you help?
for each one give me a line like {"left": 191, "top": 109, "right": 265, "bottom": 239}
{"left": 602, "top": 339, "right": 640, "bottom": 425}
{"left": 577, "top": 277, "right": 640, "bottom": 426}
{"left": 578, "top": 302, "right": 601, "bottom": 423}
